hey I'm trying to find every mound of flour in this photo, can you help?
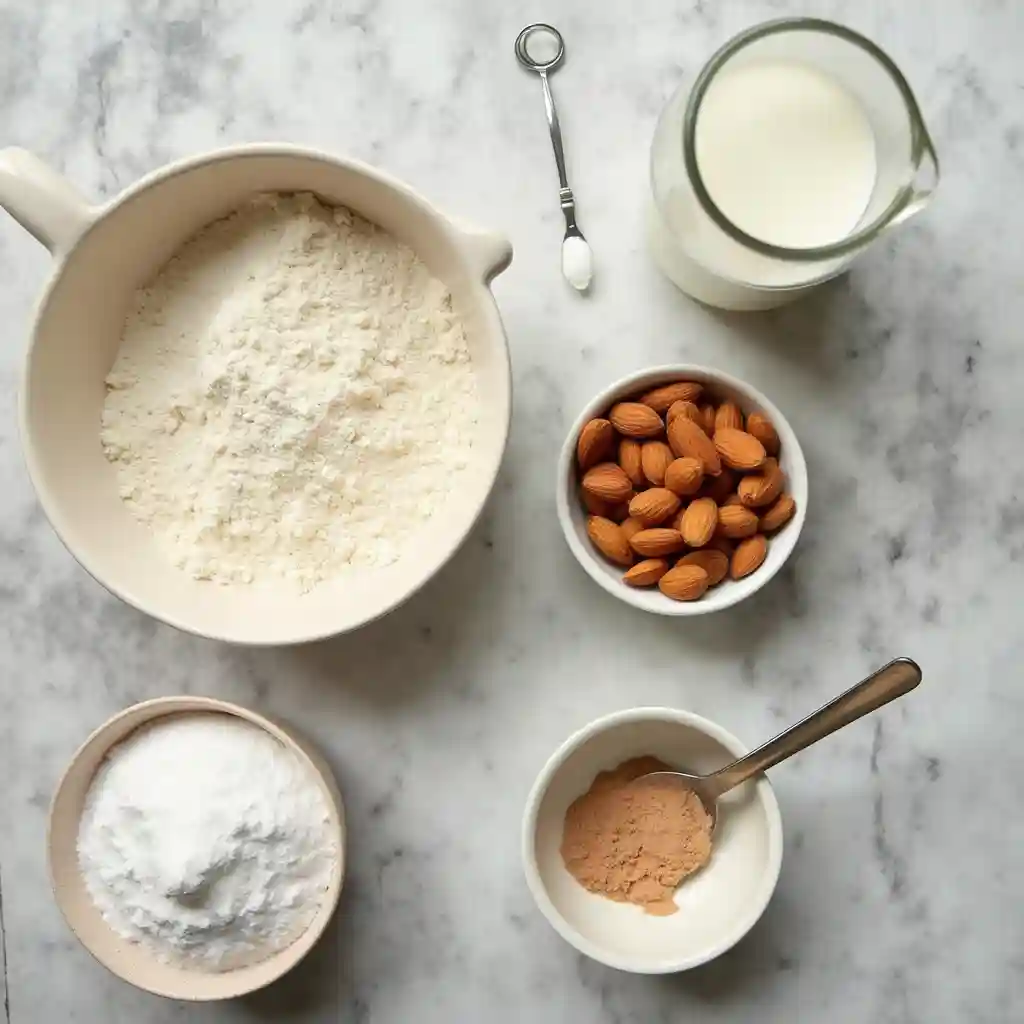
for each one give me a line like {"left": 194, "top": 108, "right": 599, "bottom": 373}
{"left": 100, "top": 192, "right": 480, "bottom": 588}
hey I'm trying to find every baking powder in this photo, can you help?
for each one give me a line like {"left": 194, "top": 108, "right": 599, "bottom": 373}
{"left": 77, "top": 713, "right": 338, "bottom": 971}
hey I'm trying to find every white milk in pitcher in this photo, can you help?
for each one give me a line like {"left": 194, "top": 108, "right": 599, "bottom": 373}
{"left": 649, "top": 60, "right": 879, "bottom": 309}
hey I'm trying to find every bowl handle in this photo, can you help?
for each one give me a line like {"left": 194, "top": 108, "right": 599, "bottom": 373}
{"left": 0, "top": 148, "right": 95, "bottom": 255}
{"left": 449, "top": 217, "right": 513, "bottom": 284}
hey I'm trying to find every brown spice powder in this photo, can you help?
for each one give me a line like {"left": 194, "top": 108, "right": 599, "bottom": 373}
{"left": 560, "top": 756, "right": 713, "bottom": 916}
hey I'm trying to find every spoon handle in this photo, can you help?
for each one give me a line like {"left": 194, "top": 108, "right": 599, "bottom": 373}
{"left": 538, "top": 72, "right": 579, "bottom": 234}
{"left": 706, "top": 658, "right": 923, "bottom": 800}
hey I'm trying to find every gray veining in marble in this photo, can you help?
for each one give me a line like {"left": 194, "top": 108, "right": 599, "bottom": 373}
{"left": 1, "top": 0, "right": 1022, "bottom": 1021}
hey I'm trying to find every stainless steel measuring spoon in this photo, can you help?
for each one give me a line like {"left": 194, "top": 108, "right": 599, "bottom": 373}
{"left": 514, "top": 23, "right": 592, "bottom": 291}
{"left": 640, "top": 657, "right": 923, "bottom": 831}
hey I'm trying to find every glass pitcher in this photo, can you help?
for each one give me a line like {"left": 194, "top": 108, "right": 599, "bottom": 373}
{"left": 648, "top": 18, "right": 939, "bottom": 311}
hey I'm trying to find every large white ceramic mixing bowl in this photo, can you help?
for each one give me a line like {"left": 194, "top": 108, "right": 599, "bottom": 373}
{"left": 0, "top": 145, "right": 512, "bottom": 644}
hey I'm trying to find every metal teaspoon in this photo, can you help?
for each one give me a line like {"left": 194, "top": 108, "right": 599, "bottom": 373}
{"left": 514, "top": 23, "right": 593, "bottom": 291}
{"left": 640, "top": 657, "right": 923, "bottom": 831}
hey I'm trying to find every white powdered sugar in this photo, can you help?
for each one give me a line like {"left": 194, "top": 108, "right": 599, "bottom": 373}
{"left": 76, "top": 713, "right": 338, "bottom": 971}
{"left": 100, "top": 192, "right": 480, "bottom": 588}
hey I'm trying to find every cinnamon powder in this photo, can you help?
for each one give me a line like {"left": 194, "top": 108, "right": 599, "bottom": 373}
{"left": 560, "top": 756, "right": 713, "bottom": 916}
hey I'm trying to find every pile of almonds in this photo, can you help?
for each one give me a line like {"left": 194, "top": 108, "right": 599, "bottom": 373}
{"left": 576, "top": 380, "right": 797, "bottom": 601}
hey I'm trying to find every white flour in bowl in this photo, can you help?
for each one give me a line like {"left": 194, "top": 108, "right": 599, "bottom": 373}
{"left": 76, "top": 713, "right": 338, "bottom": 971}
{"left": 100, "top": 193, "right": 480, "bottom": 588}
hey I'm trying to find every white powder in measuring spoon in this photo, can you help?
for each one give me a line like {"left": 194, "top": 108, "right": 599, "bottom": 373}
{"left": 561, "top": 234, "right": 593, "bottom": 291}
{"left": 77, "top": 713, "right": 338, "bottom": 971}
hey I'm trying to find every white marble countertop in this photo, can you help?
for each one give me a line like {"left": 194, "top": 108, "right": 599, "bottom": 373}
{"left": 1, "top": 1, "right": 1021, "bottom": 1021}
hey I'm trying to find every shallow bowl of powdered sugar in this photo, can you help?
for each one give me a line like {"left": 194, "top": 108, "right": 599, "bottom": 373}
{"left": 8, "top": 144, "right": 513, "bottom": 644}
{"left": 522, "top": 707, "right": 783, "bottom": 973}
{"left": 48, "top": 696, "right": 345, "bottom": 1000}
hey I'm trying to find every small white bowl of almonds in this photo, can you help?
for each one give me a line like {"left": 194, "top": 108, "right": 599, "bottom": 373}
{"left": 556, "top": 366, "right": 806, "bottom": 615}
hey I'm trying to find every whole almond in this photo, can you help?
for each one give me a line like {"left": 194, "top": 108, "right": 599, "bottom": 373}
{"left": 707, "top": 535, "right": 734, "bottom": 556}
{"left": 677, "top": 547, "right": 729, "bottom": 586}
{"left": 620, "top": 516, "right": 645, "bottom": 543}
{"left": 639, "top": 381, "right": 703, "bottom": 413}
{"left": 731, "top": 534, "right": 768, "bottom": 579}
{"left": 618, "top": 438, "right": 646, "bottom": 488}
{"left": 666, "top": 400, "right": 702, "bottom": 426}
{"left": 738, "top": 457, "right": 784, "bottom": 508}
{"left": 717, "top": 504, "right": 759, "bottom": 539}
{"left": 582, "top": 462, "right": 632, "bottom": 503}
{"left": 581, "top": 488, "right": 613, "bottom": 518}
{"left": 699, "top": 404, "right": 717, "bottom": 437}
{"left": 581, "top": 497, "right": 626, "bottom": 524}
{"left": 607, "top": 501, "right": 632, "bottom": 523}
{"left": 641, "top": 441, "right": 675, "bottom": 486}
{"left": 714, "top": 427, "right": 766, "bottom": 471}
{"left": 629, "top": 528, "right": 686, "bottom": 558}
{"left": 609, "top": 402, "right": 665, "bottom": 439}
{"left": 663, "top": 456, "right": 704, "bottom": 497}
{"left": 623, "top": 558, "right": 670, "bottom": 587}
{"left": 659, "top": 564, "right": 710, "bottom": 602}
{"left": 746, "top": 412, "right": 780, "bottom": 455}
{"left": 667, "top": 416, "right": 722, "bottom": 476}
{"left": 583, "top": 495, "right": 631, "bottom": 523}
{"left": 680, "top": 497, "right": 718, "bottom": 548}
{"left": 702, "top": 468, "right": 736, "bottom": 504}
{"left": 581, "top": 489, "right": 630, "bottom": 522}
{"left": 586, "top": 516, "right": 634, "bottom": 566}
{"left": 714, "top": 401, "right": 744, "bottom": 434}
{"left": 577, "top": 418, "right": 614, "bottom": 471}
{"left": 629, "top": 487, "right": 681, "bottom": 527}
{"left": 760, "top": 493, "right": 796, "bottom": 533}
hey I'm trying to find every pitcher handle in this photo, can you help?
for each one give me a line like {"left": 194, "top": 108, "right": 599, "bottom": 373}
{"left": 0, "top": 148, "right": 95, "bottom": 255}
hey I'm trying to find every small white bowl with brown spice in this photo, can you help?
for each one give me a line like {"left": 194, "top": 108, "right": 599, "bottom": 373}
{"left": 556, "top": 365, "right": 807, "bottom": 615}
{"left": 521, "top": 707, "right": 783, "bottom": 972}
